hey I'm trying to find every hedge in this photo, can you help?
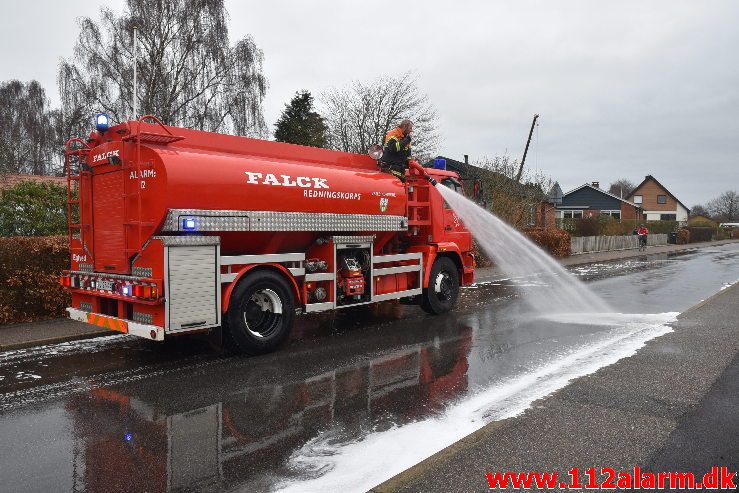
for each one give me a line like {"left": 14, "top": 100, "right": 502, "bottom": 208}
{"left": 472, "top": 228, "right": 571, "bottom": 267}
{"left": 525, "top": 228, "right": 571, "bottom": 258}
{"left": 686, "top": 227, "right": 713, "bottom": 243}
{"left": 0, "top": 181, "right": 69, "bottom": 236}
{"left": 559, "top": 218, "right": 680, "bottom": 237}
{"left": 0, "top": 236, "right": 69, "bottom": 325}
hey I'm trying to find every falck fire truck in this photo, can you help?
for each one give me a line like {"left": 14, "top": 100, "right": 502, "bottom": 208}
{"left": 60, "top": 114, "right": 474, "bottom": 354}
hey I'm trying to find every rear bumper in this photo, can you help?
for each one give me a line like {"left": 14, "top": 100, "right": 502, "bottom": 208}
{"left": 67, "top": 308, "right": 165, "bottom": 341}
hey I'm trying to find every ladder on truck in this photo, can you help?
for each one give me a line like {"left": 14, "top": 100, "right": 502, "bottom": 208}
{"left": 65, "top": 138, "right": 92, "bottom": 263}
{"left": 406, "top": 171, "right": 432, "bottom": 236}
{"left": 122, "top": 115, "right": 183, "bottom": 260}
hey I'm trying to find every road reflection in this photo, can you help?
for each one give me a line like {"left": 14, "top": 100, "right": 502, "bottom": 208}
{"left": 66, "top": 325, "right": 473, "bottom": 492}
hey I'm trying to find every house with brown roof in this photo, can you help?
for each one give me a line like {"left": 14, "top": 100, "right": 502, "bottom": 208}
{"left": 626, "top": 175, "right": 689, "bottom": 223}
{"left": 0, "top": 173, "right": 66, "bottom": 190}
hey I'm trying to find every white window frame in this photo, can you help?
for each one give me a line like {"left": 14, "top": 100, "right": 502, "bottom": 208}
{"left": 600, "top": 210, "right": 621, "bottom": 220}
{"left": 562, "top": 210, "right": 583, "bottom": 219}
{"left": 633, "top": 195, "right": 642, "bottom": 204}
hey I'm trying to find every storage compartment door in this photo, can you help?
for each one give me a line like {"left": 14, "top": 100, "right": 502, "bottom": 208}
{"left": 166, "top": 245, "right": 220, "bottom": 332}
{"left": 92, "top": 170, "right": 127, "bottom": 272}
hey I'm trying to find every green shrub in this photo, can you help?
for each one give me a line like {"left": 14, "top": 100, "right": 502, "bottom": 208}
{"left": 0, "top": 181, "right": 68, "bottom": 236}
{"left": 0, "top": 235, "right": 70, "bottom": 324}
{"left": 564, "top": 218, "right": 681, "bottom": 237}
{"left": 599, "top": 218, "right": 632, "bottom": 236}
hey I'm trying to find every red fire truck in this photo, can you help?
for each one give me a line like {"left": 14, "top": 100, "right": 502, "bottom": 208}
{"left": 60, "top": 115, "right": 474, "bottom": 354}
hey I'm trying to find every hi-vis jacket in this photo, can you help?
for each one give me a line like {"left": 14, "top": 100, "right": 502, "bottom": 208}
{"left": 382, "top": 127, "right": 412, "bottom": 169}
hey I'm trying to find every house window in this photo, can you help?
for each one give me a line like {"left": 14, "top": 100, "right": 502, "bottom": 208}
{"left": 562, "top": 210, "right": 583, "bottom": 219}
{"left": 657, "top": 195, "right": 667, "bottom": 204}
{"left": 601, "top": 210, "right": 621, "bottom": 220}
{"left": 633, "top": 195, "right": 643, "bottom": 204}
{"left": 660, "top": 213, "right": 676, "bottom": 221}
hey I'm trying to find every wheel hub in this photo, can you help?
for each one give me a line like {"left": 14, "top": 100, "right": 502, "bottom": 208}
{"left": 242, "top": 288, "right": 283, "bottom": 339}
{"left": 434, "top": 272, "right": 452, "bottom": 300}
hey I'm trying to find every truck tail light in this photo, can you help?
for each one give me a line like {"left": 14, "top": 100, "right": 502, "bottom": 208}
{"left": 132, "top": 284, "right": 157, "bottom": 300}
{"left": 118, "top": 283, "right": 158, "bottom": 300}
{"left": 60, "top": 275, "right": 79, "bottom": 288}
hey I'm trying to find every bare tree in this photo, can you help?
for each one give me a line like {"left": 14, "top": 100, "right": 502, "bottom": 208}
{"left": 0, "top": 80, "right": 58, "bottom": 175}
{"left": 58, "top": 0, "right": 267, "bottom": 140}
{"left": 320, "top": 73, "right": 439, "bottom": 158}
{"left": 474, "top": 155, "right": 553, "bottom": 229}
{"left": 689, "top": 204, "right": 710, "bottom": 218}
{"left": 707, "top": 190, "right": 739, "bottom": 221}
{"left": 608, "top": 178, "right": 636, "bottom": 198}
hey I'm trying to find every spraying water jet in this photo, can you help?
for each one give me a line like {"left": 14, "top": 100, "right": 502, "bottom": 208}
{"left": 430, "top": 178, "right": 611, "bottom": 315}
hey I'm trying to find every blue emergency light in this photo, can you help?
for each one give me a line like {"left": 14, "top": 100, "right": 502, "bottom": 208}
{"left": 124, "top": 432, "right": 133, "bottom": 442}
{"left": 182, "top": 218, "right": 197, "bottom": 231}
{"left": 433, "top": 159, "right": 447, "bottom": 170}
{"left": 95, "top": 113, "right": 111, "bottom": 132}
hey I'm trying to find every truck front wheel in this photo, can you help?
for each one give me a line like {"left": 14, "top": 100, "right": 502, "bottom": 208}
{"left": 224, "top": 270, "right": 295, "bottom": 355}
{"left": 420, "top": 257, "right": 460, "bottom": 314}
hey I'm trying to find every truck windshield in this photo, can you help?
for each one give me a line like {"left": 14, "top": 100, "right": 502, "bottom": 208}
{"left": 441, "top": 178, "right": 463, "bottom": 194}
{"left": 441, "top": 178, "right": 464, "bottom": 209}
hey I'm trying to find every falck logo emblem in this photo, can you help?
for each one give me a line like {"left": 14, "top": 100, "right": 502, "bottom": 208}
{"left": 379, "top": 197, "right": 389, "bottom": 212}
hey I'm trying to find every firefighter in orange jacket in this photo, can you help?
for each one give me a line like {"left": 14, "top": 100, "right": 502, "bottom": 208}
{"left": 381, "top": 120, "right": 413, "bottom": 181}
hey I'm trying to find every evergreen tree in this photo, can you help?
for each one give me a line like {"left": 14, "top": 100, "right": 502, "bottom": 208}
{"left": 274, "top": 91, "right": 328, "bottom": 148}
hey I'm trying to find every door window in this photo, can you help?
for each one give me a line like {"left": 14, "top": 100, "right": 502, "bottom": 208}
{"left": 441, "top": 178, "right": 463, "bottom": 209}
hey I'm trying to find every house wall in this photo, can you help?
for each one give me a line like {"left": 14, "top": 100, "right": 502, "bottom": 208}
{"left": 620, "top": 202, "right": 640, "bottom": 220}
{"left": 676, "top": 203, "right": 689, "bottom": 222}
{"left": 534, "top": 202, "right": 558, "bottom": 229}
{"left": 0, "top": 173, "right": 67, "bottom": 190}
{"left": 631, "top": 179, "right": 677, "bottom": 212}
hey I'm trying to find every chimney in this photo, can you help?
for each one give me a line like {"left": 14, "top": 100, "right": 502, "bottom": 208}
{"left": 591, "top": 181, "right": 600, "bottom": 188}
{"left": 464, "top": 154, "right": 469, "bottom": 165}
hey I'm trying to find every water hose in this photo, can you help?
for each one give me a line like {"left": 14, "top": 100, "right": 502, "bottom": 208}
{"left": 408, "top": 160, "right": 438, "bottom": 186}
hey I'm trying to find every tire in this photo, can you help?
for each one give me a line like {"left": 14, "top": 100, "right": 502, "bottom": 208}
{"left": 420, "top": 256, "right": 460, "bottom": 315}
{"left": 224, "top": 270, "right": 295, "bottom": 355}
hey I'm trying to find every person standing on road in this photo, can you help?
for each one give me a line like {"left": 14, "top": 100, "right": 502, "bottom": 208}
{"left": 381, "top": 120, "right": 413, "bottom": 181}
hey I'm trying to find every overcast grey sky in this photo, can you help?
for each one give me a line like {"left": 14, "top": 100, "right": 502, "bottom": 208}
{"left": 1, "top": 1, "right": 737, "bottom": 206}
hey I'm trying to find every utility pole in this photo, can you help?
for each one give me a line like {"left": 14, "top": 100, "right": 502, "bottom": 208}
{"left": 515, "top": 114, "right": 539, "bottom": 183}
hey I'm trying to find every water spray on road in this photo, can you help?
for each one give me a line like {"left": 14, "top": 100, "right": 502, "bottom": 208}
{"left": 435, "top": 184, "right": 611, "bottom": 314}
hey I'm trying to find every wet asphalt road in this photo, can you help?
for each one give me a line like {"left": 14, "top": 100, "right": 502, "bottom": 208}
{"left": 1, "top": 243, "right": 738, "bottom": 493}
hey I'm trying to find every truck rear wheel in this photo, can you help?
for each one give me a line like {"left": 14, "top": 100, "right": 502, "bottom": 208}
{"left": 224, "top": 270, "right": 295, "bottom": 355}
{"left": 420, "top": 257, "right": 460, "bottom": 315}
